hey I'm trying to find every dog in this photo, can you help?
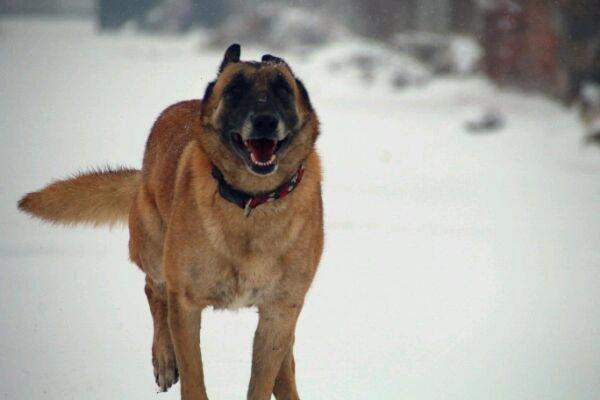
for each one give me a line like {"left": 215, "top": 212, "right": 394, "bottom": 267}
{"left": 18, "top": 43, "right": 323, "bottom": 400}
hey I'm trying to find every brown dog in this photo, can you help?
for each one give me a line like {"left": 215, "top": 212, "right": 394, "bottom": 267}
{"left": 18, "top": 44, "right": 323, "bottom": 400}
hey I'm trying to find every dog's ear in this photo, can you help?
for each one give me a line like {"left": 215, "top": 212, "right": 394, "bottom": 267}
{"left": 203, "top": 80, "right": 216, "bottom": 102}
{"left": 295, "top": 78, "right": 313, "bottom": 111}
{"left": 219, "top": 43, "right": 241, "bottom": 73}
{"left": 261, "top": 54, "right": 285, "bottom": 64}
{"left": 262, "top": 54, "right": 296, "bottom": 76}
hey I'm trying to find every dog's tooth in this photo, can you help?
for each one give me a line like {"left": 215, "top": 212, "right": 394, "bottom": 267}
{"left": 249, "top": 151, "right": 277, "bottom": 167}
{"left": 260, "top": 154, "right": 274, "bottom": 166}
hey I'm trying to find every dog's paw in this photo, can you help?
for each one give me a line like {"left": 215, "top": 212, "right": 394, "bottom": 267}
{"left": 152, "top": 348, "right": 179, "bottom": 392}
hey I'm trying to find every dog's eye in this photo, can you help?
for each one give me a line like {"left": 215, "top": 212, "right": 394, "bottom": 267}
{"left": 224, "top": 76, "right": 249, "bottom": 107}
{"left": 225, "top": 84, "right": 244, "bottom": 98}
{"left": 224, "top": 84, "right": 246, "bottom": 108}
{"left": 273, "top": 77, "right": 292, "bottom": 99}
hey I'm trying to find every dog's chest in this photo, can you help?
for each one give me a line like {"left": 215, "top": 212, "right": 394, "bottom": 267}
{"left": 207, "top": 214, "right": 301, "bottom": 309}
{"left": 209, "top": 256, "right": 282, "bottom": 310}
{"left": 190, "top": 203, "right": 304, "bottom": 309}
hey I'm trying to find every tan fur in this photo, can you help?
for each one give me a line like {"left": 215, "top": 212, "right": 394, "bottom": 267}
{"left": 18, "top": 168, "right": 141, "bottom": 227}
{"left": 18, "top": 57, "right": 323, "bottom": 400}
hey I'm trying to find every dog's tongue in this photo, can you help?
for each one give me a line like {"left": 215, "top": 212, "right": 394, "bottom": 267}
{"left": 247, "top": 139, "right": 277, "bottom": 162}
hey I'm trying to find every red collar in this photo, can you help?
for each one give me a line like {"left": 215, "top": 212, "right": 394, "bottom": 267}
{"left": 211, "top": 164, "right": 305, "bottom": 217}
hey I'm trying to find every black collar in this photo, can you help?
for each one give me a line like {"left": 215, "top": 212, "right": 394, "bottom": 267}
{"left": 211, "top": 164, "right": 305, "bottom": 217}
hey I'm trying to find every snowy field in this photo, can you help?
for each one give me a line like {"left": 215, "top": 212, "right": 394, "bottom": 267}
{"left": 1, "top": 17, "right": 600, "bottom": 400}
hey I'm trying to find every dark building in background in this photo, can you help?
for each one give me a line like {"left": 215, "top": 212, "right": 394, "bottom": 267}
{"left": 482, "top": 1, "right": 560, "bottom": 94}
{"left": 481, "top": 0, "right": 600, "bottom": 100}
{"left": 0, "top": 0, "right": 93, "bottom": 14}
{"left": 1, "top": 0, "right": 477, "bottom": 36}
{"left": 451, "top": 0, "right": 477, "bottom": 32}
{"left": 558, "top": 0, "right": 600, "bottom": 101}
{"left": 97, "top": 0, "right": 231, "bottom": 31}
{"left": 98, "top": 0, "right": 160, "bottom": 29}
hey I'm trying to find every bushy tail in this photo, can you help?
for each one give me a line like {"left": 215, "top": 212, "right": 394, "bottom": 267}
{"left": 18, "top": 167, "right": 141, "bottom": 227}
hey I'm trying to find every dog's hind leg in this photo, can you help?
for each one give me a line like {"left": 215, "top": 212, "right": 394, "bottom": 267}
{"left": 145, "top": 278, "right": 179, "bottom": 392}
{"left": 273, "top": 345, "right": 300, "bottom": 400}
{"left": 129, "top": 188, "right": 177, "bottom": 391}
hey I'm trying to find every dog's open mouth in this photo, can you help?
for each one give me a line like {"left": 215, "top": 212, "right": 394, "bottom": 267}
{"left": 244, "top": 138, "right": 277, "bottom": 166}
{"left": 232, "top": 132, "right": 290, "bottom": 174}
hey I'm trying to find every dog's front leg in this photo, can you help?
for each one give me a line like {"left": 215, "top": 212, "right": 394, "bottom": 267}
{"left": 247, "top": 302, "right": 303, "bottom": 400}
{"left": 273, "top": 345, "right": 299, "bottom": 400}
{"left": 168, "top": 292, "right": 208, "bottom": 400}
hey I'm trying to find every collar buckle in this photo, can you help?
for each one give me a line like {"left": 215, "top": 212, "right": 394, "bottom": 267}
{"left": 243, "top": 199, "right": 253, "bottom": 217}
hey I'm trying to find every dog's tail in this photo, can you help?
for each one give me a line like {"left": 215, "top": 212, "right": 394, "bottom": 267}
{"left": 18, "top": 167, "right": 141, "bottom": 227}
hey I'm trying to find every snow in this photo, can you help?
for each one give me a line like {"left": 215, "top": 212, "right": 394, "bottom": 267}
{"left": 1, "top": 17, "right": 600, "bottom": 400}
{"left": 447, "top": 35, "right": 482, "bottom": 74}
{"left": 307, "top": 39, "right": 432, "bottom": 90}
{"left": 391, "top": 32, "right": 481, "bottom": 75}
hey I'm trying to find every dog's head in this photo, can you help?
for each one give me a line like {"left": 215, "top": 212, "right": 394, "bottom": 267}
{"left": 201, "top": 44, "right": 316, "bottom": 179}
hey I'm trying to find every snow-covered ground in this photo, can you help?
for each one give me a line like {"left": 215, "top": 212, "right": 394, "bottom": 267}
{"left": 1, "top": 17, "right": 600, "bottom": 400}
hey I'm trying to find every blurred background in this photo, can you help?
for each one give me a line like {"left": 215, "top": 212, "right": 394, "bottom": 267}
{"left": 2, "top": 0, "right": 600, "bottom": 108}
{"left": 1, "top": 1, "right": 599, "bottom": 400}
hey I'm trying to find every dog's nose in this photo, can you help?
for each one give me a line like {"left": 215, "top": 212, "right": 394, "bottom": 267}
{"left": 252, "top": 113, "right": 279, "bottom": 136}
